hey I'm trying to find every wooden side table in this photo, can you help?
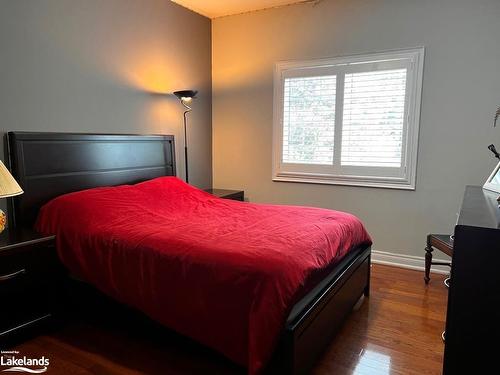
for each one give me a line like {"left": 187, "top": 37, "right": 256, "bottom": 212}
{"left": 424, "top": 234, "right": 453, "bottom": 285}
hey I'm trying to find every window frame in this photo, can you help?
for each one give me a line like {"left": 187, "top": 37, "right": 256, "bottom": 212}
{"left": 272, "top": 48, "right": 425, "bottom": 190}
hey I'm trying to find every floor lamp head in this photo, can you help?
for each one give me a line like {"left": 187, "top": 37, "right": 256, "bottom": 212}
{"left": 174, "top": 90, "right": 198, "bottom": 110}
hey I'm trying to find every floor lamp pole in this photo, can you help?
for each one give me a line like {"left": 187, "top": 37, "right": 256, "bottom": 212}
{"left": 183, "top": 109, "right": 190, "bottom": 184}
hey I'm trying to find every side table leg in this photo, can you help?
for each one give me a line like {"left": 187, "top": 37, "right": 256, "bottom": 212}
{"left": 424, "top": 236, "right": 433, "bottom": 284}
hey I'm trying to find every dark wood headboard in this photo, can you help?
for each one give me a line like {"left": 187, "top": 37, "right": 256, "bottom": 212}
{"left": 6, "top": 132, "right": 176, "bottom": 228}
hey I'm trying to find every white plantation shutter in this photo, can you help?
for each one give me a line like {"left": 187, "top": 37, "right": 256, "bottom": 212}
{"left": 283, "top": 75, "right": 336, "bottom": 165}
{"left": 341, "top": 69, "right": 407, "bottom": 167}
{"left": 273, "top": 48, "right": 423, "bottom": 189}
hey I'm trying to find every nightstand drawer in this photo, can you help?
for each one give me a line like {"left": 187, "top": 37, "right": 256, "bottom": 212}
{"left": 0, "top": 242, "right": 57, "bottom": 283}
{"left": 0, "top": 270, "right": 52, "bottom": 334}
{"left": 0, "top": 259, "right": 54, "bottom": 298}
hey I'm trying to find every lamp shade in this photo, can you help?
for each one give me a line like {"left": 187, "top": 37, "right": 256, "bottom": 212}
{"left": 0, "top": 160, "right": 23, "bottom": 198}
{"left": 173, "top": 90, "right": 198, "bottom": 101}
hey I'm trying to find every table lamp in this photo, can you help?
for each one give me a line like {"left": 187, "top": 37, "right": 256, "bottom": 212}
{"left": 0, "top": 160, "right": 23, "bottom": 233}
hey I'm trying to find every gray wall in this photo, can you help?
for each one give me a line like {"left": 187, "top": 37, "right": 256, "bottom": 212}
{"left": 0, "top": 0, "right": 212, "bottom": 214}
{"left": 212, "top": 0, "right": 500, "bottom": 258}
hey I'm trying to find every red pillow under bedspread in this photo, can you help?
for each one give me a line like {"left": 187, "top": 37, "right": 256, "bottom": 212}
{"left": 35, "top": 177, "right": 371, "bottom": 373}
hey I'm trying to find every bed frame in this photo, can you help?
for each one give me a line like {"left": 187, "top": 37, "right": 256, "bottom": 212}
{"left": 5, "top": 131, "right": 371, "bottom": 375}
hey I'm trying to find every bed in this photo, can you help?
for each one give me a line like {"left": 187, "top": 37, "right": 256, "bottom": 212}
{"left": 6, "top": 131, "right": 372, "bottom": 374}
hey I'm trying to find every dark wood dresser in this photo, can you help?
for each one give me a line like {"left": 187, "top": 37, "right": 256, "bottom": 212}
{"left": 443, "top": 186, "right": 500, "bottom": 374}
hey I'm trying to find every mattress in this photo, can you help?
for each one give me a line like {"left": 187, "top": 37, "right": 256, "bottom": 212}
{"left": 35, "top": 177, "right": 371, "bottom": 373}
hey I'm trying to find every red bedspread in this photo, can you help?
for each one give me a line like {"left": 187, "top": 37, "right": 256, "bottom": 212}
{"left": 35, "top": 177, "right": 371, "bottom": 373}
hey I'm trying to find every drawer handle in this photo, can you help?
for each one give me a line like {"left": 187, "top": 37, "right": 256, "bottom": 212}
{"left": 0, "top": 269, "right": 26, "bottom": 282}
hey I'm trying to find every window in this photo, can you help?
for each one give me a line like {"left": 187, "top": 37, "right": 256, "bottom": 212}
{"left": 272, "top": 48, "right": 424, "bottom": 190}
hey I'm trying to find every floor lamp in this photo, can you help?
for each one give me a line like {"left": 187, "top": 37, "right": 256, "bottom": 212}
{"left": 173, "top": 90, "right": 197, "bottom": 184}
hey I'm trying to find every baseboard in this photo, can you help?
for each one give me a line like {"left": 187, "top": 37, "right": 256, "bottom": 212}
{"left": 372, "top": 250, "right": 450, "bottom": 275}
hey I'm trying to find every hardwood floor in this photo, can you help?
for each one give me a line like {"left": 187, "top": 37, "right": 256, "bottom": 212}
{"left": 8, "top": 265, "right": 448, "bottom": 374}
{"left": 313, "top": 265, "right": 447, "bottom": 375}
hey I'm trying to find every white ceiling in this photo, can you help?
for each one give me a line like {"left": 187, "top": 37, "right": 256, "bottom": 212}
{"left": 172, "top": 0, "right": 309, "bottom": 19}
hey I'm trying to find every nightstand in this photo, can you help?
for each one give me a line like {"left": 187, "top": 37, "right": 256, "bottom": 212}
{"left": 0, "top": 228, "right": 62, "bottom": 343}
{"left": 204, "top": 188, "right": 244, "bottom": 201}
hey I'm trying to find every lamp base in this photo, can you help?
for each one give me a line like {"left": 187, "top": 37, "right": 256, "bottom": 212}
{"left": 0, "top": 208, "right": 6, "bottom": 233}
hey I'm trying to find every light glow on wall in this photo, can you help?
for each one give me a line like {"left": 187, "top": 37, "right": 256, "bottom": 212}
{"left": 120, "top": 51, "right": 177, "bottom": 94}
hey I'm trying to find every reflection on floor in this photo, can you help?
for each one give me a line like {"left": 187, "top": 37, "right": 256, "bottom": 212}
{"left": 11, "top": 265, "right": 447, "bottom": 374}
{"left": 354, "top": 349, "right": 391, "bottom": 374}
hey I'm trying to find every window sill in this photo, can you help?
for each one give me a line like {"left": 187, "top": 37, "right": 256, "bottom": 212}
{"left": 272, "top": 174, "right": 415, "bottom": 190}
